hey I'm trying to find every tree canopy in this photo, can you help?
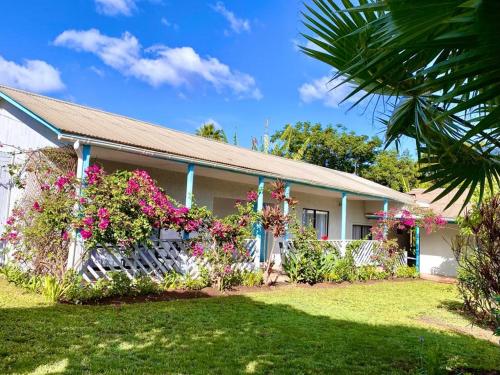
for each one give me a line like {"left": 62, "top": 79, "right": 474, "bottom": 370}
{"left": 301, "top": 0, "right": 500, "bottom": 208}
{"left": 196, "top": 123, "right": 227, "bottom": 143}
{"left": 269, "top": 122, "right": 420, "bottom": 192}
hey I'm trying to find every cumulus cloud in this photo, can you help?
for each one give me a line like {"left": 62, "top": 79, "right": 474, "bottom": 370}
{"left": 54, "top": 28, "right": 261, "bottom": 99}
{"left": 95, "top": 0, "right": 136, "bottom": 16}
{"left": 0, "top": 55, "right": 64, "bottom": 93}
{"left": 298, "top": 74, "right": 364, "bottom": 108}
{"left": 212, "top": 2, "right": 250, "bottom": 34}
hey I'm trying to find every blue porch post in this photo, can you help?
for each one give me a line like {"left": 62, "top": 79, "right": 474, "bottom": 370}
{"left": 341, "top": 192, "right": 347, "bottom": 240}
{"left": 256, "top": 176, "right": 265, "bottom": 263}
{"left": 185, "top": 163, "right": 195, "bottom": 208}
{"left": 415, "top": 226, "right": 420, "bottom": 272}
{"left": 283, "top": 182, "right": 291, "bottom": 240}
{"left": 68, "top": 144, "right": 91, "bottom": 270}
{"left": 383, "top": 198, "right": 389, "bottom": 238}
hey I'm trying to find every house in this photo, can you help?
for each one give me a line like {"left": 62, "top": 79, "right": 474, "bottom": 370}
{"left": 0, "top": 85, "right": 460, "bottom": 278}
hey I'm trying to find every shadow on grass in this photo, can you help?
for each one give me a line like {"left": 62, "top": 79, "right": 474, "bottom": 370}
{"left": 0, "top": 295, "right": 499, "bottom": 375}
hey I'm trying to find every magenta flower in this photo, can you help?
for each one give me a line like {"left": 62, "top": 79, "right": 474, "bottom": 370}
{"left": 80, "top": 229, "right": 92, "bottom": 240}
{"left": 185, "top": 219, "right": 202, "bottom": 232}
{"left": 224, "top": 265, "right": 232, "bottom": 274}
{"left": 85, "top": 164, "right": 103, "bottom": 185}
{"left": 82, "top": 216, "right": 94, "bottom": 227}
{"left": 62, "top": 231, "right": 70, "bottom": 241}
{"left": 98, "top": 207, "right": 109, "bottom": 219}
{"left": 192, "top": 243, "right": 204, "bottom": 257}
{"left": 223, "top": 242, "right": 235, "bottom": 253}
{"left": 40, "top": 183, "right": 50, "bottom": 191}
{"left": 434, "top": 216, "right": 447, "bottom": 227}
{"left": 6, "top": 216, "right": 15, "bottom": 225}
{"left": 98, "top": 218, "right": 110, "bottom": 230}
{"left": 246, "top": 190, "right": 258, "bottom": 202}
{"left": 54, "top": 176, "right": 70, "bottom": 191}
{"left": 125, "top": 178, "right": 140, "bottom": 195}
{"left": 32, "top": 201, "right": 43, "bottom": 212}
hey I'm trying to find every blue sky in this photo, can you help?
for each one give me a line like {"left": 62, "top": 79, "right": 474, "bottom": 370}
{"left": 0, "top": 0, "right": 413, "bottom": 152}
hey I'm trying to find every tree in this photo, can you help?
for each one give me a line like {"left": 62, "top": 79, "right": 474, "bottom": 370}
{"left": 196, "top": 123, "right": 227, "bottom": 143}
{"left": 301, "top": 0, "right": 500, "bottom": 208}
{"left": 270, "top": 122, "right": 382, "bottom": 175}
{"left": 361, "top": 150, "right": 420, "bottom": 192}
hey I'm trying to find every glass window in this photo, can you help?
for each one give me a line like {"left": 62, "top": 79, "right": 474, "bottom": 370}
{"left": 352, "top": 225, "right": 372, "bottom": 240}
{"left": 302, "top": 209, "right": 329, "bottom": 239}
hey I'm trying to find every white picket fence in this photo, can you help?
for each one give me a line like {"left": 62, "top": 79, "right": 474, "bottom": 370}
{"left": 280, "top": 239, "right": 407, "bottom": 267}
{"left": 80, "top": 238, "right": 258, "bottom": 283}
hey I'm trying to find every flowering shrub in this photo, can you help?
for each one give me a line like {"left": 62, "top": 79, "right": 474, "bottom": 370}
{"left": 2, "top": 170, "right": 77, "bottom": 279}
{"left": 189, "top": 198, "right": 259, "bottom": 290}
{"left": 76, "top": 167, "right": 190, "bottom": 249}
{"left": 369, "top": 207, "right": 447, "bottom": 274}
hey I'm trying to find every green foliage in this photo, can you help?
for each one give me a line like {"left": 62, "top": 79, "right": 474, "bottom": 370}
{"left": 41, "top": 275, "right": 68, "bottom": 303}
{"left": 301, "top": 0, "right": 500, "bottom": 207}
{"left": 323, "top": 249, "right": 357, "bottom": 283}
{"left": 395, "top": 265, "right": 419, "bottom": 279}
{"left": 163, "top": 271, "right": 184, "bottom": 290}
{"left": 357, "top": 266, "right": 388, "bottom": 282}
{"left": 162, "top": 270, "right": 210, "bottom": 291}
{"left": 240, "top": 270, "right": 264, "bottom": 287}
{"left": 283, "top": 226, "right": 324, "bottom": 284}
{"left": 196, "top": 123, "right": 227, "bottom": 143}
{"left": 361, "top": 150, "right": 420, "bottom": 192}
{"left": 132, "top": 274, "right": 161, "bottom": 295}
{"left": 453, "top": 194, "right": 500, "bottom": 326}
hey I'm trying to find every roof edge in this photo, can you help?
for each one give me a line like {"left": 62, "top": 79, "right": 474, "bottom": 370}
{"left": 0, "top": 90, "right": 62, "bottom": 136}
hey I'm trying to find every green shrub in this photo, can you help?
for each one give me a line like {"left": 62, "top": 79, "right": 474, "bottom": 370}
{"left": 240, "top": 270, "right": 264, "bottom": 287}
{"left": 42, "top": 276, "right": 67, "bottom": 302}
{"left": 357, "top": 265, "right": 387, "bottom": 281}
{"left": 108, "top": 272, "right": 132, "bottom": 296}
{"left": 395, "top": 265, "right": 419, "bottom": 279}
{"left": 163, "top": 272, "right": 184, "bottom": 290}
{"left": 61, "top": 270, "right": 92, "bottom": 303}
{"left": 283, "top": 227, "right": 324, "bottom": 284}
{"left": 132, "top": 274, "right": 161, "bottom": 295}
{"left": 323, "top": 248, "right": 357, "bottom": 283}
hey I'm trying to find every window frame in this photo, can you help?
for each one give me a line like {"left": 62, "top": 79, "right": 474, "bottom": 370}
{"left": 302, "top": 208, "right": 330, "bottom": 237}
{"left": 352, "top": 224, "right": 373, "bottom": 240}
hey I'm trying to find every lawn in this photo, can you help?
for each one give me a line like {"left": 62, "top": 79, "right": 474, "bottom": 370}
{"left": 0, "top": 279, "right": 498, "bottom": 374}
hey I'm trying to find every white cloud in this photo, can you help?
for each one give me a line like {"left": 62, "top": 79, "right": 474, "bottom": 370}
{"left": 298, "top": 74, "right": 364, "bottom": 108}
{"left": 0, "top": 55, "right": 64, "bottom": 93}
{"left": 212, "top": 2, "right": 250, "bottom": 34}
{"left": 54, "top": 29, "right": 261, "bottom": 99}
{"left": 161, "top": 17, "right": 178, "bottom": 30}
{"left": 292, "top": 38, "right": 326, "bottom": 52}
{"left": 95, "top": 0, "right": 136, "bottom": 16}
{"left": 90, "top": 66, "right": 105, "bottom": 77}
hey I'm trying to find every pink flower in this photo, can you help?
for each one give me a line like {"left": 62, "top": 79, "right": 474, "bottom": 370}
{"left": 185, "top": 219, "right": 202, "bottom": 232}
{"left": 246, "top": 190, "right": 258, "bottom": 202}
{"left": 82, "top": 216, "right": 94, "bottom": 227}
{"left": 7, "top": 231, "right": 18, "bottom": 241}
{"left": 55, "top": 176, "right": 70, "bottom": 191}
{"left": 6, "top": 216, "right": 15, "bottom": 225}
{"left": 434, "top": 216, "right": 447, "bottom": 227}
{"left": 40, "top": 183, "right": 50, "bottom": 191}
{"left": 223, "top": 242, "right": 235, "bottom": 253}
{"left": 98, "top": 207, "right": 109, "bottom": 218}
{"left": 85, "top": 164, "right": 103, "bottom": 185}
{"left": 98, "top": 218, "right": 110, "bottom": 230}
{"left": 125, "top": 178, "right": 140, "bottom": 195}
{"left": 224, "top": 265, "right": 232, "bottom": 274}
{"left": 79, "top": 197, "right": 87, "bottom": 205}
{"left": 32, "top": 201, "right": 43, "bottom": 212}
{"left": 62, "top": 231, "right": 70, "bottom": 241}
{"left": 192, "top": 243, "right": 204, "bottom": 257}
{"left": 80, "top": 229, "right": 92, "bottom": 240}
{"left": 402, "top": 218, "right": 416, "bottom": 228}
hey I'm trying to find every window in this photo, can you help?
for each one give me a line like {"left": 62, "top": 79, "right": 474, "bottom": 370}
{"left": 302, "top": 209, "right": 329, "bottom": 239}
{"left": 352, "top": 225, "right": 372, "bottom": 240}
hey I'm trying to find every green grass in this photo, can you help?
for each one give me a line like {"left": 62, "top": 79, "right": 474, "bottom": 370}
{"left": 0, "top": 278, "right": 498, "bottom": 374}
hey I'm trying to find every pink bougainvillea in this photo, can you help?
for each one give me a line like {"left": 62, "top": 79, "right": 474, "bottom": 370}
{"left": 246, "top": 190, "right": 258, "bottom": 202}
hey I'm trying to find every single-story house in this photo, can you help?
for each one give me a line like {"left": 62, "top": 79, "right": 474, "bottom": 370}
{"left": 0, "top": 85, "right": 461, "bottom": 277}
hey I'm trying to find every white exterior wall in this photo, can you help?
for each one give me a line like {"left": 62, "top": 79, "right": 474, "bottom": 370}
{"left": 419, "top": 225, "right": 458, "bottom": 277}
{"left": 0, "top": 100, "right": 63, "bottom": 237}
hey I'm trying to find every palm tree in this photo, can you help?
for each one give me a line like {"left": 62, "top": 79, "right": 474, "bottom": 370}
{"left": 301, "top": 0, "right": 500, "bottom": 208}
{"left": 196, "top": 123, "right": 228, "bottom": 143}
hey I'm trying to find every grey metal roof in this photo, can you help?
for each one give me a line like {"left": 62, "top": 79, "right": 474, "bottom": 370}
{"left": 0, "top": 85, "right": 414, "bottom": 203}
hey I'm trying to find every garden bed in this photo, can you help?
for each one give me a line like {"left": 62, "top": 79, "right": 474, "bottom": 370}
{"left": 83, "top": 278, "right": 422, "bottom": 305}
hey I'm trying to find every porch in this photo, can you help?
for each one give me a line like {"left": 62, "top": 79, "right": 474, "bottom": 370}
{"left": 73, "top": 143, "right": 413, "bottom": 282}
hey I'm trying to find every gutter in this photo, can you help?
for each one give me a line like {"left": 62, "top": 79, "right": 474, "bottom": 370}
{"left": 58, "top": 133, "right": 413, "bottom": 204}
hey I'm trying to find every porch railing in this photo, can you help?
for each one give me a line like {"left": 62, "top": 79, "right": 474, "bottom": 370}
{"left": 279, "top": 239, "right": 407, "bottom": 267}
{"left": 80, "top": 237, "right": 258, "bottom": 283}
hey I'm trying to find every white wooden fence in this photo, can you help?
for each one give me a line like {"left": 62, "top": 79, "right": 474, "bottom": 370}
{"left": 280, "top": 239, "right": 407, "bottom": 267}
{"left": 80, "top": 238, "right": 258, "bottom": 283}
